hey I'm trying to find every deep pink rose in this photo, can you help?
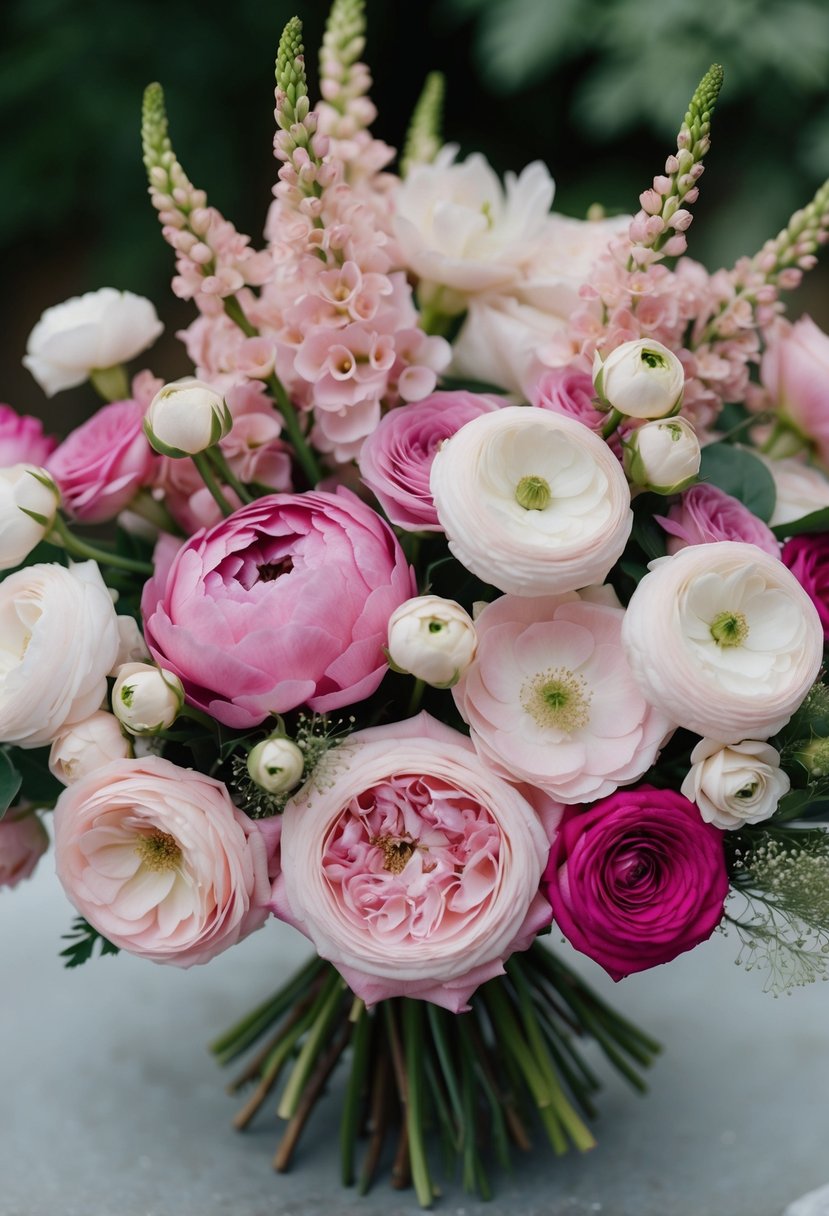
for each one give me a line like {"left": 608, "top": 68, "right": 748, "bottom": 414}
{"left": 761, "top": 316, "right": 829, "bottom": 467}
{"left": 657, "top": 483, "right": 780, "bottom": 556}
{"left": 142, "top": 490, "right": 416, "bottom": 726}
{"left": 0, "top": 809, "right": 49, "bottom": 889}
{"left": 782, "top": 532, "right": 829, "bottom": 639}
{"left": 357, "top": 390, "right": 505, "bottom": 531}
{"left": 0, "top": 404, "right": 57, "bottom": 466}
{"left": 47, "top": 399, "right": 155, "bottom": 523}
{"left": 544, "top": 785, "right": 728, "bottom": 980}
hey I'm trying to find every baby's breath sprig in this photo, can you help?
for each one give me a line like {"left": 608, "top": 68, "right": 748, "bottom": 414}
{"left": 229, "top": 713, "right": 356, "bottom": 817}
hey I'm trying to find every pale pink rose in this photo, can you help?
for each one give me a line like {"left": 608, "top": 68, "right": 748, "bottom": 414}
{"left": 657, "top": 483, "right": 780, "bottom": 557}
{"left": 761, "top": 316, "right": 829, "bottom": 467}
{"left": 453, "top": 592, "right": 673, "bottom": 804}
{"left": 53, "top": 755, "right": 272, "bottom": 965}
{"left": 0, "top": 809, "right": 49, "bottom": 889}
{"left": 270, "top": 712, "right": 558, "bottom": 1012}
{"left": 0, "top": 404, "right": 57, "bottom": 466}
{"left": 47, "top": 399, "right": 155, "bottom": 523}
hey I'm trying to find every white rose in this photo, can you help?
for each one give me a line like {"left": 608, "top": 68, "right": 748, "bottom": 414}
{"left": 247, "top": 736, "right": 305, "bottom": 795}
{"left": 387, "top": 595, "right": 477, "bottom": 687}
{"left": 0, "top": 561, "right": 121, "bottom": 747}
{"left": 112, "top": 663, "right": 185, "bottom": 735}
{"left": 49, "top": 711, "right": 133, "bottom": 785}
{"left": 623, "top": 418, "right": 701, "bottom": 493}
{"left": 23, "top": 288, "right": 163, "bottom": 397}
{"left": 761, "top": 456, "right": 829, "bottom": 528}
{"left": 0, "top": 465, "right": 59, "bottom": 570}
{"left": 430, "top": 406, "right": 633, "bottom": 596}
{"left": 681, "top": 737, "right": 790, "bottom": 829}
{"left": 144, "top": 378, "right": 232, "bottom": 457}
{"left": 594, "top": 339, "right": 685, "bottom": 419}
{"left": 621, "top": 542, "right": 823, "bottom": 742}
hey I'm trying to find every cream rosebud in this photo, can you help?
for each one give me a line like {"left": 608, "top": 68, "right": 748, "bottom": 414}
{"left": 112, "top": 662, "right": 184, "bottom": 734}
{"left": 681, "top": 738, "right": 790, "bottom": 829}
{"left": 144, "top": 378, "right": 232, "bottom": 457}
{"left": 49, "top": 710, "right": 133, "bottom": 785}
{"left": 247, "top": 736, "right": 305, "bottom": 795}
{"left": 387, "top": 595, "right": 477, "bottom": 687}
{"left": 623, "top": 418, "right": 701, "bottom": 493}
{"left": 594, "top": 339, "right": 684, "bottom": 419}
{"left": 0, "top": 464, "right": 59, "bottom": 570}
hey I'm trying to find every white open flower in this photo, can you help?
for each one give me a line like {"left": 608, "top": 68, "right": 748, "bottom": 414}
{"left": 0, "top": 465, "right": 59, "bottom": 570}
{"left": 49, "top": 711, "right": 133, "bottom": 785}
{"left": 594, "top": 339, "right": 685, "bottom": 419}
{"left": 430, "top": 406, "right": 633, "bottom": 596}
{"left": 144, "top": 378, "right": 232, "bottom": 457}
{"left": 621, "top": 542, "right": 823, "bottom": 742}
{"left": 623, "top": 418, "right": 701, "bottom": 493}
{"left": 112, "top": 662, "right": 184, "bottom": 735}
{"left": 387, "top": 595, "right": 477, "bottom": 687}
{"left": 681, "top": 737, "right": 790, "bottom": 829}
{"left": 247, "top": 736, "right": 305, "bottom": 795}
{"left": 761, "top": 455, "right": 829, "bottom": 529}
{"left": 23, "top": 289, "right": 163, "bottom": 397}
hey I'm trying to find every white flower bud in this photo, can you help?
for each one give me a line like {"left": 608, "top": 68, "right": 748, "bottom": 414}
{"left": 0, "top": 465, "right": 59, "bottom": 571}
{"left": 111, "top": 662, "right": 184, "bottom": 734}
{"left": 681, "top": 738, "right": 790, "bottom": 829}
{"left": 144, "top": 378, "right": 232, "bottom": 457}
{"left": 49, "top": 710, "right": 133, "bottom": 785}
{"left": 623, "top": 418, "right": 701, "bottom": 493}
{"left": 594, "top": 339, "right": 685, "bottom": 419}
{"left": 247, "top": 736, "right": 305, "bottom": 795}
{"left": 387, "top": 595, "right": 477, "bottom": 687}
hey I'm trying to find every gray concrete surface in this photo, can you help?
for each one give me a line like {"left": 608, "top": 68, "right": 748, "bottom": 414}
{"left": 2, "top": 859, "right": 828, "bottom": 1216}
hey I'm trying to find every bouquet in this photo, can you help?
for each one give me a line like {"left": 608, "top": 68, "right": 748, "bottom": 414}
{"left": 5, "top": 0, "right": 829, "bottom": 1204}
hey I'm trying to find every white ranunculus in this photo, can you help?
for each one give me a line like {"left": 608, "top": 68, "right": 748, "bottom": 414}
{"left": 49, "top": 711, "right": 133, "bottom": 785}
{"left": 621, "top": 542, "right": 823, "bottom": 742}
{"left": 23, "top": 289, "right": 163, "bottom": 397}
{"left": 247, "top": 736, "right": 305, "bottom": 795}
{"left": 0, "top": 561, "right": 121, "bottom": 747}
{"left": 112, "top": 662, "right": 184, "bottom": 735}
{"left": 594, "top": 339, "right": 685, "bottom": 419}
{"left": 681, "top": 737, "right": 790, "bottom": 829}
{"left": 111, "top": 615, "right": 151, "bottom": 673}
{"left": 0, "top": 465, "right": 59, "bottom": 570}
{"left": 144, "top": 378, "right": 232, "bottom": 457}
{"left": 761, "top": 455, "right": 829, "bottom": 528}
{"left": 430, "top": 406, "right": 633, "bottom": 596}
{"left": 623, "top": 418, "right": 701, "bottom": 493}
{"left": 387, "top": 595, "right": 477, "bottom": 687}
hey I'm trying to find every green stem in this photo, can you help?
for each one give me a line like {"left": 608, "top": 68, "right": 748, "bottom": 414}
{"left": 760, "top": 418, "right": 807, "bottom": 459}
{"left": 210, "top": 956, "right": 325, "bottom": 1061}
{"left": 601, "top": 408, "right": 625, "bottom": 440}
{"left": 223, "top": 294, "right": 258, "bottom": 338}
{"left": 407, "top": 678, "right": 426, "bottom": 717}
{"left": 340, "top": 1003, "right": 371, "bottom": 1187}
{"left": 206, "top": 446, "right": 254, "bottom": 505}
{"left": 191, "top": 452, "right": 235, "bottom": 517}
{"left": 90, "top": 364, "right": 129, "bottom": 402}
{"left": 402, "top": 1000, "right": 434, "bottom": 1209}
{"left": 47, "top": 515, "right": 153, "bottom": 576}
{"left": 277, "top": 969, "right": 344, "bottom": 1119}
{"left": 177, "top": 704, "right": 220, "bottom": 734}
{"left": 266, "top": 373, "right": 322, "bottom": 488}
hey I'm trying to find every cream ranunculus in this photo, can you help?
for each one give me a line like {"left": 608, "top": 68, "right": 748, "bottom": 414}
{"left": 247, "top": 735, "right": 305, "bottom": 795}
{"left": 23, "top": 289, "right": 163, "bottom": 397}
{"left": 387, "top": 595, "right": 477, "bottom": 687}
{"left": 0, "top": 465, "right": 59, "bottom": 570}
{"left": 111, "top": 662, "right": 185, "bottom": 735}
{"left": 430, "top": 406, "right": 633, "bottom": 596}
{"left": 49, "top": 710, "right": 133, "bottom": 785}
{"left": 594, "top": 339, "right": 685, "bottom": 419}
{"left": 0, "top": 561, "right": 121, "bottom": 747}
{"left": 621, "top": 542, "right": 823, "bottom": 743}
{"left": 623, "top": 418, "right": 701, "bottom": 493}
{"left": 681, "top": 737, "right": 790, "bottom": 829}
{"left": 144, "top": 378, "right": 232, "bottom": 457}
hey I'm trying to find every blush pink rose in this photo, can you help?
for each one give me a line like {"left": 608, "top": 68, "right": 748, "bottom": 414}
{"left": 782, "top": 532, "right": 829, "bottom": 639}
{"left": 142, "top": 490, "right": 416, "bottom": 727}
{"left": 761, "top": 316, "right": 829, "bottom": 467}
{"left": 0, "top": 809, "right": 49, "bottom": 889}
{"left": 544, "top": 785, "right": 728, "bottom": 980}
{"left": 270, "top": 713, "right": 558, "bottom": 1012}
{"left": 47, "top": 399, "right": 155, "bottom": 523}
{"left": 357, "top": 390, "right": 505, "bottom": 531}
{"left": 656, "top": 483, "right": 780, "bottom": 557}
{"left": 0, "top": 404, "right": 57, "bottom": 466}
{"left": 53, "top": 755, "right": 272, "bottom": 966}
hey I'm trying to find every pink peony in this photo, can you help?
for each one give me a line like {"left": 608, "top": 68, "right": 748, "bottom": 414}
{"left": 357, "top": 390, "right": 505, "bottom": 531}
{"left": 142, "top": 490, "right": 416, "bottom": 727}
{"left": 782, "top": 533, "right": 829, "bottom": 639}
{"left": 53, "top": 755, "right": 272, "bottom": 965}
{"left": 0, "top": 404, "right": 57, "bottom": 466}
{"left": 761, "top": 316, "right": 829, "bottom": 467}
{"left": 656, "top": 483, "right": 780, "bottom": 557}
{"left": 47, "top": 399, "right": 155, "bottom": 523}
{"left": 270, "top": 712, "right": 558, "bottom": 1012}
{"left": 0, "top": 809, "right": 48, "bottom": 889}
{"left": 543, "top": 786, "right": 728, "bottom": 980}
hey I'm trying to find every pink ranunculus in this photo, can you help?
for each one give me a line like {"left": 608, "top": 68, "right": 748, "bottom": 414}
{"left": 656, "top": 483, "right": 780, "bottom": 557}
{"left": 47, "top": 399, "right": 155, "bottom": 523}
{"left": 0, "top": 809, "right": 49, "bottom": 889}
{"left": 0, "top": 404, "right": 57, "bottom": 466}
{"left": 761, "top": 316, "right": 829, "bottom": 467}
{"left": 543, "top": 785, "right": 728, "bottom": 980}
{"left": 142, "top": 490, "right": 416, "bottom": 727}
{"left": 53, "top": 755, "right": 272, "bottom": 965}
{"left": 782, "top": 532, "right": 829, "bottom": 639}
{"left": 270, "top": 712, "right": 559, "bottom": 1012}
{"left": 357, "top": 390, "right": 505, "bottom": 531}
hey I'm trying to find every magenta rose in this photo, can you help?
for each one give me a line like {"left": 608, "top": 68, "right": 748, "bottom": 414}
{"left": 761, "top": 316, "right": 829, "bottom": 467}
{"left": 142, "top": 490, "right": 416, "bottom": 726}
{"left": 0, "top": 404, "right": 57, "bottom": 466}
{"left": 0, "top": 809, "right": 49, "bottom": 889}
{"left": 357, "top": 390, "right": 504, "bottom": 531}
{"left": 47, "top": 398, "right": 155, "bottom": 523}
{"left": 656, "top": 483, "right": 779, "bottom": 556}
{"left": 782, "top": 532, "right": 829, "bottom": 639}
{"left": 544, "top": 785, "right": 728, "bottom": 980}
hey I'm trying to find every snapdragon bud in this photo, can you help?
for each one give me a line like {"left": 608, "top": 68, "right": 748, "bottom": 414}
{"left": 594, "top": 339, "right": 685, "bottom": 419}
{"left": 144, "top": 378, "right": 232, "bottom": 457}
{"left": 623, "top": 418, "right": 701, "bottom": 493}
{"left": 111, "top": 662, "right": 184, "bottom": 734}
{"left": 0, "top": 465, "right": 59, "bottom": 571}
{"left": 247, "top": 735, "right": 305, "bottom": 795}
{"left": 387, "top": 595, "right": 477, "bottom": 688}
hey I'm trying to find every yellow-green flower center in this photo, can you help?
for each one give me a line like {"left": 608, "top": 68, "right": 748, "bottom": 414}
{"left": 710, "top": 610, "right": 749, "bottom": 648}
{"left": 515, "top": 475, "right": 552, "bottom": 511}
{"left": 521, "top": 667, "right": 592, "bottom": 733}
{"left": 136, "top": 829, "right": 182, "bottom": 872}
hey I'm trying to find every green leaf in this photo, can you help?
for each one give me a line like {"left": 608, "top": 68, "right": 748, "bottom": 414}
{"left": 0, "top": 749, "right": 22, "bottom": 819}
{"left": 698, "top": 444, "right": 777, "bottom": 522}
{"left": 630, "top": 492, "right": 668, "bottom": 562}
{"left": 772, "top": 506, "right": 829, "bottom": 540}
{"left": 60, "top": 917, "right": 120, "bottom": 969}
{"left": 8, "top": 746, "right": 64, "bottom": 806}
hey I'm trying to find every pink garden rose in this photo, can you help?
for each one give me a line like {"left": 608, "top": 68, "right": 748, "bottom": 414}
{"left": 53, "top": 755, "right": 272, "bottom": 965}
{"left": 357, "top": 390, "right": 504, "bottom": 531}
{"left": 761, "top": 316, "right": 829, "bottom": 467}
{"left": 530, "top": 365, "right": 607, "bottom": 435}
{"left": 0, "top": 809, "right": 48, "bottom": 889}
{"left": 0, "top": 404, "right": 57, "bottom": 466}
{"left": 656, "top": 483, "right": 780, "bottom": 557}
{"left": 782, "top": 533, "right": 829, "bottom": 639}
{"left": 47, "top": 398, "right": 154, "bottom": 523}
{"left": 142, "top": 490, "right": 416, "bottom": 727}
{"left": 270, "top": 712, "right": 558, "bottom": 1012}
{"left": 544, "top": 786, "right": 728, "bottom": 980}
